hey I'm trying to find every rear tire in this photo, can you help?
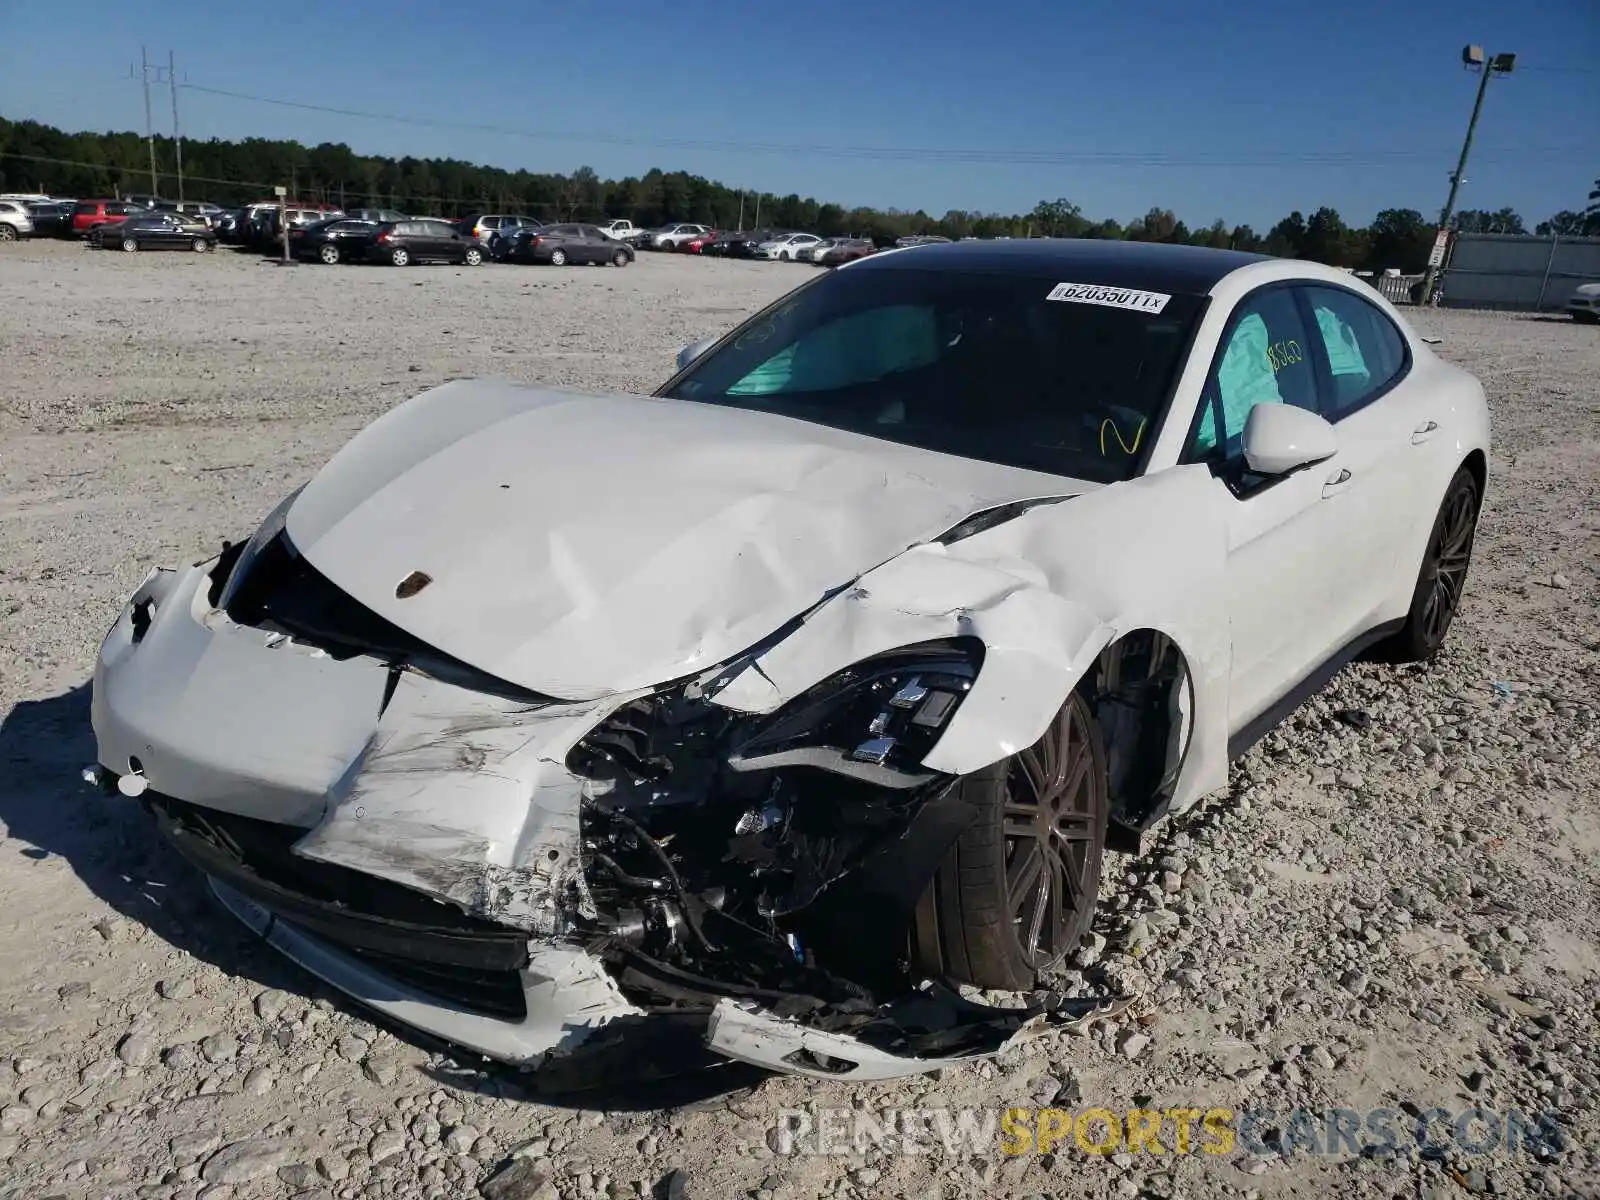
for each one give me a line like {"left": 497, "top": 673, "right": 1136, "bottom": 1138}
{"left": 912, "top": 691, "right": 1108, "bottom": 991}
{"left": 612, "top": 250, "right": 629, "bottom": 267}
{"left": 0, "top": 225, "right": 16, "bottom": 242}
{"left": 549, "top": 248, "right": 567, "bottom": 266}
{"left": 318, "top": 244, "right": 340, "bottom": 265}
{"left": 1375, "top": 466, "right": 1480, "bottom": 663}
{"left": 390, "top": 247, "right": 410, "bottom": 267}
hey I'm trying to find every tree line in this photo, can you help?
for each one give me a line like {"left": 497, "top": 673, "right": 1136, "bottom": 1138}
{"left": 3, "top": 116, "right": 1596, "bottom": 274}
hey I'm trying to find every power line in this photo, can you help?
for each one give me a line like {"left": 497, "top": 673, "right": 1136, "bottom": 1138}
{"left": 176, "top": 82, "right": 1595, "bottom": 168}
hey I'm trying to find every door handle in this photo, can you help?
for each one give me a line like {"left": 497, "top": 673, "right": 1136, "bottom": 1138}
{"left": 1411, "top": 420, "right": 1440, "bottom": 445}
{"left": 1322, "top": 467, "right": 1354, "bottom": 498}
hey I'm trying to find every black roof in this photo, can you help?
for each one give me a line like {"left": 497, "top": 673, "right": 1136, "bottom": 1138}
{"left": 852, "top": 238, "right": 1269, "bottom": 295}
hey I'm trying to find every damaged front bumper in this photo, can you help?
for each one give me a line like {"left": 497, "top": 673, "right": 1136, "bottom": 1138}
{"left": 90, "top": 558, "right": 1126, "bottom": 1082}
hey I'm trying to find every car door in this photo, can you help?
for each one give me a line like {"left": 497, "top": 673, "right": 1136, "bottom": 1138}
{"left": 579, "top": 225, "right": 611, "bottom": 262}
{"left": 1293, "top": 283, "right": 1438, "bottom": 642}
{"left": 1179, "top": 284, "right": 1365, "bottom": 736}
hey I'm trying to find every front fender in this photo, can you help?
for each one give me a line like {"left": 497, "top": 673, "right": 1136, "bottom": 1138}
{"left": 709, "top": 465, "right": 1232, "bottom": 813}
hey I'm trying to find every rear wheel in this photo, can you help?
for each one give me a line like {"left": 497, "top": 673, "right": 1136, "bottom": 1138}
{"left": 389, "top": 247, "right": 410, "bottom": 267}
{"left": 121, "top": 237, "right": 139, "bottom": 253}
{"left": 318, "top": 243, "right": 340, "bottom": 265}
{"left": 0, "top": 225, "right": 16, "bottom": 242}
{"left": 549, "top": 248, "right": 568, "bottom": 266}
{"left": 912, "top": 692, "right": 1108, "bottom": 990}
{"left": 1376, "top": 466, "right": 1480, "bottom": 663}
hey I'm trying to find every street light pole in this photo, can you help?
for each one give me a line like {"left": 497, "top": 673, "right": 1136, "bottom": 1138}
{"left": 1421, "top": 45, "right": 1516, "bottom": 305}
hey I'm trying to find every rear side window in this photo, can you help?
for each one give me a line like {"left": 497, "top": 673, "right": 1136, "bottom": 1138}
{"left": 1299, "top": 285, "right": 1409, "bottom": 419}
{"left": 1187, "top": 287, "right": 1317, "bottom": 461}
{"left": 74, "top": 202, "right": 97, "bottom": 215}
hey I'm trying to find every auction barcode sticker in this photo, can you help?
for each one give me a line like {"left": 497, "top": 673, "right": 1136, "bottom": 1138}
{"left": 1046, "top": 281, "right": 1171, "bottom": 314}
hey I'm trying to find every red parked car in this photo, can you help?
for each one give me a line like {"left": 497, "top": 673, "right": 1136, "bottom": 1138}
{"left": 683, "top": 231, "right": 721, "bottom": 254}
{"left": 72, "top": 200, "right": 143, "bottom": 236}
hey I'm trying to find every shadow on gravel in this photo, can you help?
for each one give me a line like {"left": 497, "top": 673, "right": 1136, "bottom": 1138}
{"left": 0, "top": 681, "right": 772, "bottom": 1111}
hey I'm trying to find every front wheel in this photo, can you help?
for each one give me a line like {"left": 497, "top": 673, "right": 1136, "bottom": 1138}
{"left": 612, "top": 250, "right": 629, "bottom": 267}
{"left": 192, "top": 237, "right": 210, "bottom": 253}
{"left": 121, "top": 237, "right": 139, "bottom": 253}
{"left": 548, "top": 249, "right": 567, "bottom": 266}
{"left": 463, "top": 246, "right": 483, "bottom": 266}
{"left": 912, "top": 691, "right": 1108, "bottom": 991}
{"left": 1376, "top": 466, "right": 1480, "bottom": 663}
{"left": 389, "top": 247, "right": 410, "bottom": 267}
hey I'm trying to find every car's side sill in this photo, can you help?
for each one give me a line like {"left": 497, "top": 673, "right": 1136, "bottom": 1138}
{"left": 1226, "top": 618, "right": 1405, "bottom": 763}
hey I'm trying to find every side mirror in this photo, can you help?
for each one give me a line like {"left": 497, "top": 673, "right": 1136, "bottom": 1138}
{"left": 1242, "top": 404, "right": 1338, "bottom": 476}
{"left": 676, "top": 335, "right": 718, "bottom": 372}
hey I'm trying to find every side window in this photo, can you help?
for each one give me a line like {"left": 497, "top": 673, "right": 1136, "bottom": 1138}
{"left": 1187, "top": 287, "right": 1317, "bottom": 461}
{"left": 1300, "top": 285, "right": 1408, "bottom": 418}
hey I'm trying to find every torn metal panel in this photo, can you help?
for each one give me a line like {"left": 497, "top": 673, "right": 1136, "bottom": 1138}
{"left": 293, "top": 670, "right": 630, "bottom": 934}
{"left": 285, "top": 380, "right": 1097, "bottom": 701}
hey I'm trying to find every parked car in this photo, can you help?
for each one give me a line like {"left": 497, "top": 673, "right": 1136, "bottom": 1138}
{"left": 155, "top": 201, "right": 226, "bottom": 226}
{"left": 88, "top": 211, "right": 217, "bottom": 252}
{"left": 455, "top": 214, "right": 540, "bottom": 246}
{"left": 597, "top": 219, "right": 639, "bottom": 240}
{"left": 23, "top": 201, "right": 73, "bottom": 238}
{"left": 683, "top": 231, "right": 721, "bottom": 254}
{"left": 88, "top": 239, "right": 1490, "bottom": 1084}
{"left": 796, "top": 237, "right": 849, "bottom": 264}
{"left": 504, "top": 223, "right": 635, "bottom": 266}
{"left": 364, "top": 219, "right": 484, "bottom": 266}
{"left": 71, "top": 200, "right": 143, "bottom": 237}
{"left": 257, "top": 207, "right": 345, "bottom": 250}
{"left": 704, "top": 230, "right": 779, "bottom": 259}
{"left": 756, "top": 232, "right": 822, "bottom": 261}
{"left": 1566, "top": 282, "right": 1600, "bottom": 323}
{"left": 894, "top": 234, "right": 952, "bottom": 248}
{"left": 290, "top": 217, "right": 379, "bottom": 264}
{"left": 121, "top": 194, "right": 166, "bottom": 210}
{"left": 0, "top": 200, "right": 35, "bottom": 241}
{"left": 343, "top": 208, "right": 407, "bottom": 224}
{"left": 650, "top": 223, "right": 711, "bottom": 250}
{"left": 816, "top": 238, "right": 877, "bottom": 266}
{"left": 485, "top": 218, "right": 545, "bottom": 260}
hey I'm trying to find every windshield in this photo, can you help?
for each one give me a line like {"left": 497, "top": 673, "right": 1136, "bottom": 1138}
{"left": 660, "top": 266, "right": 1205, "bottom": 483}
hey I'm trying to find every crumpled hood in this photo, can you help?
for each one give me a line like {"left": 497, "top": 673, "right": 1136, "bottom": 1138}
{"left": 286, "top": 379, "right": 1091, "bottom": 699}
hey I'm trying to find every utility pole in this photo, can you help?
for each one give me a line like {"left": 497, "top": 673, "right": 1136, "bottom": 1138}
{"left": 1421, "top": 44, "right": 1517, "bottom": 305}
{"left": 138, "top": 46, "right": 158, "bottom": 196}
{"left": 168, "top": 51, "right": 184, "bottom": 203}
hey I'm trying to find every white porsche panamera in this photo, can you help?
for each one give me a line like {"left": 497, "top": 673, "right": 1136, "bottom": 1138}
{"left": 88, "top": 240, "right": 1488, "bottom": 1084}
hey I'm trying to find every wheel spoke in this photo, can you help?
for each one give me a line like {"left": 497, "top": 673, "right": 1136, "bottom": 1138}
{"left": 1007, "top": 839, "right": 1044, "bottom": 912}
{"left": 1025, "top": 874, "right": 1049, "bottom": 957}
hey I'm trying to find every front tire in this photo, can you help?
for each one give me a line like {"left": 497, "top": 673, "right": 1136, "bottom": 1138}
{"left": 464, "top": 246, "right": 483, "bottom": 266}
{"left": 913, "top": 691, "right": 1108, "bottom": 991}
{"left": 1377, "top": 466, "right": 1480, "bottom": 663}
{"left": 192, "top": 237, "right": 210, "bottom": 253}
{"left": 121, "top": 237, "right": 139, "bottom": 253}
{"left": 0, "top": 225, "right": 17, "bottom": 242}
{"left": 612, "top": 250, "right": 629, "bottom": 267}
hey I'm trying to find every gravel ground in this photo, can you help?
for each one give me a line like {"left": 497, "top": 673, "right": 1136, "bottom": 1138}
{"left": 0, "top": 239, "right": 1597, "bottom": 1200}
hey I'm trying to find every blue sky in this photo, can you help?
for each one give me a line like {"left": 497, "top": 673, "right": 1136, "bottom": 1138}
{"left": 2, "top": 0, "right": 1595, "bottom": 230}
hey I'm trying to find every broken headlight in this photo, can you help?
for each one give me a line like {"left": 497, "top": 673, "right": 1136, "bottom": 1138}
{"left": 726, "top": 638, "right": 982, "bottom": 786}
{"left": 214, "top": 486, "right": 303, "bottom": 610}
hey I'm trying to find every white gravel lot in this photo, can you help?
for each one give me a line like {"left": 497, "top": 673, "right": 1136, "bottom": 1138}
{"left": 0, "top": 238, "right": 1597, "bottom": 1200}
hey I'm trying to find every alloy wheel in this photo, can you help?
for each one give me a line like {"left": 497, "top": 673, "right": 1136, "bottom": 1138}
{"left": 1002, "top": 700, "right": 1105, "bottom": 967}
{"left": 1420, "top": 481, "right": 1477, "bottom": 646}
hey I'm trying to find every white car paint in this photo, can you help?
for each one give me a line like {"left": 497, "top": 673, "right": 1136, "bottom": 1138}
{"left": 757, "top": 233, "right": 822, "bottom": 261}
{"left": 650, "top": 223, "right": 710, "bottom": 249}
{"left": 597, "top": 219, "right": 638, "bottom": 240}
{"left": 1567, "top": 281, "right": 1600, "bottom": 322}
{"left": 90, "top": 254, "right": 1489, "bottom": 1080}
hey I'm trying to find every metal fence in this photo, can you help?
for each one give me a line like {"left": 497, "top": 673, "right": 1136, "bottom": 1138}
{"left": 1352, "top": 271, "right": 1425, "bottom": 305}
{"left": 1439, "top": 233, "right": 1600, "bottom": 311}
